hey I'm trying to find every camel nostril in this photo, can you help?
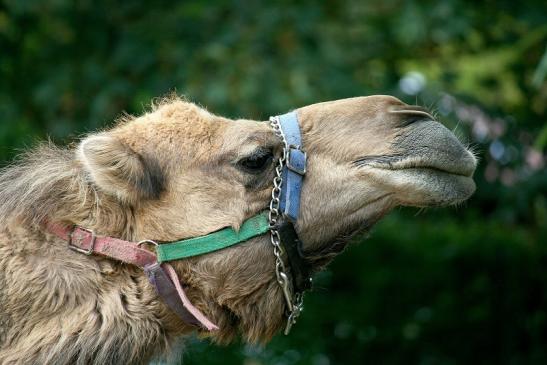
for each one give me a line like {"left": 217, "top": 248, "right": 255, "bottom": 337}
{"left": 389, "top": 106, "right": 435, "bottom": 127}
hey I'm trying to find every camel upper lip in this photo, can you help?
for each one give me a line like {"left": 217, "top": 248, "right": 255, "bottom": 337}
{"left": 354, "top": 118, "right": 478, "bottom": 178}
{"left": 353, "top": 154, "right": 476, "bottom": 178}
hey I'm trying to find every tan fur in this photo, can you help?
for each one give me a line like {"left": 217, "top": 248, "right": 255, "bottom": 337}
{"left": 0, "top": 95, "right": 476, "bottom": 364}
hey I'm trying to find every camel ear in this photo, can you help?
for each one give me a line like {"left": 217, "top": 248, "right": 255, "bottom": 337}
{"left": 77, "top": 134, "right": 164, "bottom": 203}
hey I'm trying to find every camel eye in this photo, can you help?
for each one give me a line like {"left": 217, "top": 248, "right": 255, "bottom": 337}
{"left": 238, "top": 148, "right": 273, "bottom": 174}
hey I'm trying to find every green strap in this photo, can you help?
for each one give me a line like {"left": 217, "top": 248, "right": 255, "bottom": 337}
{"left": 156, "top": 212, "right": 270, "bottom": 263}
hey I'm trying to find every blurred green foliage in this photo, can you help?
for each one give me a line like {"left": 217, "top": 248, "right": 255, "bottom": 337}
{"left": 1, "top": 0, "right": 546, "bottom": 364}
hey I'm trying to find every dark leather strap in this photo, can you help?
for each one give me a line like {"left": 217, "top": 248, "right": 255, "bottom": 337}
{"left": 277, "top": 219, "right": 313, "bottom": 292}
{"left": 144, "top": 262, "right": 218, "bottom": 330}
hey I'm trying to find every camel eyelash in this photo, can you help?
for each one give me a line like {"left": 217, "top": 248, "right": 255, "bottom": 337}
{"left": 236, "top": 147, "right": 274, "bottom": 174}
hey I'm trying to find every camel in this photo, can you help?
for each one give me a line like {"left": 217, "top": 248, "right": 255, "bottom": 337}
{"left": 0, "top": 95, "right": 476, "bottom": 364}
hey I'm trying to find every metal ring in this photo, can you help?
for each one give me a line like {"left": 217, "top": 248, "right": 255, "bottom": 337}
{"left": 137, "top": 239, "right": 158, "bottom": 247}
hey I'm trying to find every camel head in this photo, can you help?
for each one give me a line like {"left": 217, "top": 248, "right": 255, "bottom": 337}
{"left": 75, "top": 95, "right": 476, "bottom": 343}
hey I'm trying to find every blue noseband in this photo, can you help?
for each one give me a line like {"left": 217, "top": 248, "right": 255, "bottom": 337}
{"left": 277, "top": 111, "right": 307, "bottom": 222}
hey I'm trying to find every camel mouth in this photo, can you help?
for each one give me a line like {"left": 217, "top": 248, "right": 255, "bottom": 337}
{"left": 355, "top": 162, "right": 476, "bottom": 207}
{"left": 352, "top": 117, "right": 477, "bottom": 206}
{"left": 353, "top": 155, "right": 475, "bottom": 178}
{"left": 354, "top": 151, "right": 476, "bottom": 207}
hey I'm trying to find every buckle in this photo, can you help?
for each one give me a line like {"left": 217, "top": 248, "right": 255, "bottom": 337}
{"left": 286, "top": 145, "right": 307, "bottom": 175}
{"left": 137, "top": 239, "right": 158, "bottom": 253}
{"left": 68, "top": 226, "right": 96, "bottom": 255}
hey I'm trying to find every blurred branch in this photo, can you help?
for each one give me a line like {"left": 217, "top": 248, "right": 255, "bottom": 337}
{"left": 532, "top": 44, "right": 547, "bottom": 88}
{"left": 535, "top": 124, "right": 547, "bottom": 149}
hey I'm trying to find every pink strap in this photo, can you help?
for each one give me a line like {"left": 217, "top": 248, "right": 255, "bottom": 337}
{"left": 163, "top": 263, "right": 219, "bottom": 331}
{"left": 45, "top": 221, "right": 218, "bottom": 331}
{"left": 46, "top": 222, "right": 157, "bottom": 268}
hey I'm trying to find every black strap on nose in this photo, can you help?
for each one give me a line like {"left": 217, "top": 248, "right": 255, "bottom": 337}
{"left": 277, "top": 218, "right": 313, "bottom": 292}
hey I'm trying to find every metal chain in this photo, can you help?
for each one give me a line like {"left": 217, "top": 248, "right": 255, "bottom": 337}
{"left": 268, "top": 116, "right": 305, "bottom": 335}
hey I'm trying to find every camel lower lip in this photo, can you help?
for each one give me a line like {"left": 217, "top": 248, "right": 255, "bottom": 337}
{"left": 360, "top": 166, "right": 476, "bottom": 206}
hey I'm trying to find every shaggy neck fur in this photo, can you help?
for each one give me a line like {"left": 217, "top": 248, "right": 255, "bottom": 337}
{"left": 0, "top": 143, "right": 137, "bottom": 237}
{"left": 0, "top": 144, "right": 186, "bottom": 364}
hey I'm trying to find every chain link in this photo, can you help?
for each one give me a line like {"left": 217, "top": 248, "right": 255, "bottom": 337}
{"left": 268, "top": 116, "right": 305, "bottom": 335}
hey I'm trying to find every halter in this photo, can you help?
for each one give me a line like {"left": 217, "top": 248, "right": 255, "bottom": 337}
{"left": 46, "top": 111, "right": 311, "bottom": 334}
{"left": 268, "top": 112, "right": 311, "bottom": 334}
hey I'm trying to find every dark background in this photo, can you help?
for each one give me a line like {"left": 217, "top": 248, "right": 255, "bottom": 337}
{"left": 1, "top": 1, "right": 546, "bottom": 364}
